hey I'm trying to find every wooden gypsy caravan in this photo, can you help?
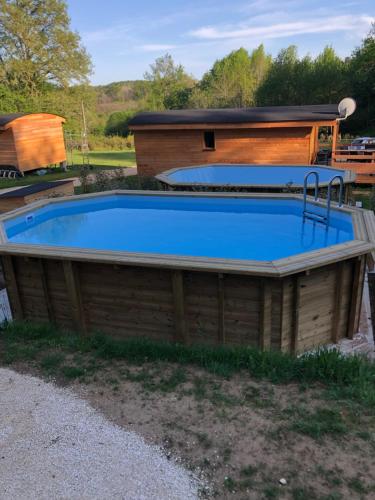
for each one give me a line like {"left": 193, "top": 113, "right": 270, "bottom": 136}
{"left": 0, "top": 113, "right": 67, "bottom": 175}
{"left": 129, "top": 104, "right": 345, "bottom": 177}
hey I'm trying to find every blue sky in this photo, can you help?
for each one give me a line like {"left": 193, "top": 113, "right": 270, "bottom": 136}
{"left": 66, "top": 0, "right": 375, "bottom": 85}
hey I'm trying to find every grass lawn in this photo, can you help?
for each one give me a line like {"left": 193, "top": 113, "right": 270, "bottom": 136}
{"left": 70, "top": 149, "right": 136, "bottom": 168}
{"left": 0, "top": 149, "right": 136, "bottom": 189}
{"left": 2, "top": 321, "right": 375, "bottom": 499}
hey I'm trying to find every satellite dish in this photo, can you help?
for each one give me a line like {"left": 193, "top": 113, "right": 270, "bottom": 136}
{"left": 338, "top": 98, "right": 356, "bottom": 119}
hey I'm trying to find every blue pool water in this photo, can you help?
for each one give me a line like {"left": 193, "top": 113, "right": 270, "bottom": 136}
{"left": 5, "top": 194, "right": 354, "bottom": 261}
{"left": 163, "top": 164, "right": 346, "bottom": 186}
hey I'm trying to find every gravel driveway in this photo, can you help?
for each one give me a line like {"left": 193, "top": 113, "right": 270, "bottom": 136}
{"left": 0, "top": 368, "right": 198, "bottom": 500}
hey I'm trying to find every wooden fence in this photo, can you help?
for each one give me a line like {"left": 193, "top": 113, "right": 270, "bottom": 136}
{"left": 332, "top": 148, "right": 375, "bottom": 184}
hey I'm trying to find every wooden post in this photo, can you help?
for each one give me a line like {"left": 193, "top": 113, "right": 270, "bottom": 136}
{"left": 217, "top": 273, "right": 225, "bottom": 344}
{"left": 171, "top": 270, "right": 188, "bottom": 344}
{"left": 63, "top": 260, "right": 87, "bottom": 334}
{"left": 37, "top": 258, "right": 55, "bottom": 324}
{"left": 331, "top": 262, "right": 344, "bottom": 343}
{"left": 1, "top": 255, "right": 23, "bottom": 320}
{"left": 331, "top": 123, "right": 338, "bottom": 165}
{"left": 367, "top": 271, "right": 375, "bottom": 345}
{"left": 347, "top": 256, "right": 366, "bottom": 339}
{"left": 291, "top": 275, "right": 301, "bottom": 354}
{"left": 259, "top": 279, "right": 272, "bottom": 350}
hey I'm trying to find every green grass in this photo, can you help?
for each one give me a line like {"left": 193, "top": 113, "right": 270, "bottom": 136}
{"left": 1, "top": 321, "right": 375, "bottom": 410}
{"left": 288, "top": 407, "right": 347, "bottom": 439}
{"left": 0, "top": 149, "right": 136, "bottom": 189}
{"left": 70, "top": 149, "right": 135, "bottom": 168}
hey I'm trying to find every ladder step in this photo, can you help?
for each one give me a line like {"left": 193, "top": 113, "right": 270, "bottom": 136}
{"left": 303, "top": 210, "right": 326, "bottom": 219}
{"left": 303, "top": 212, "right": 327, "bottom": 223}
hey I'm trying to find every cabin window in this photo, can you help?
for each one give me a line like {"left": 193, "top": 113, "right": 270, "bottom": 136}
{"left": 203, "top": 130, "right": 215, "bottom": 150}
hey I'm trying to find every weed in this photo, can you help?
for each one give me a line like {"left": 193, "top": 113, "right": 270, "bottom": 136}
{"left": 196, "top": 432, "right": 212, "bottom": 449}
{"left": 61, "top": 366, "right": 86, "bottom": 379}
{"left": 192, "top": 377, "right": 207, "bottom": 400}
{"left": 222, "top": 447, "right": 231, "bottom": 462}
{"left": 347, "top": 476, "right": 367, "bottom": 494}
{"left": 315, "top": 466, "right": 342, "bottom": 487}
{"left": 211, "top": 389, "right": 240, "bottom": 407}
{"left": 292, "top": 486, "right": 318, "bottom": 499}
{"left": 158, "top": 367, "right": 186, "bottom": 392}
{"left": 241, "top": 465, "right": 258, "bottom": 477}
{"left": 263, "top": 485, "right": 279, "bottom": 499}
{"left": 289, "top": 407, "right": 347, "bottom": 439}
{"left": 40, "top": 353, "right": 65, "bottom": 373}
{"left": 223, "top": 476, "right": 236, "bottom": 492}
{"left": 3, "top": 343, "right": 38, "bottom": 363}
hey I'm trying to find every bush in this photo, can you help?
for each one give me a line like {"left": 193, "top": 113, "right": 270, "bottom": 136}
{"left": 79, "top": 168, "right": 162, "bottom": 194}
{"left": 87, "top": 134, "right": 133, "bottom": 151}
{"left": 104, "top": 110, "right": 136, "bottom": 137}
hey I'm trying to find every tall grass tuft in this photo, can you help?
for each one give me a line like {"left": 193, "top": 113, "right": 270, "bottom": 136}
{"left": 2, "top": 321, "right": 375, "bottom": 408}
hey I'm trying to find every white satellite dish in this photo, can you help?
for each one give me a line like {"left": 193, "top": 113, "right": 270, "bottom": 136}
{"left": 338, "top": 97, "right": 356, "bottom": 119}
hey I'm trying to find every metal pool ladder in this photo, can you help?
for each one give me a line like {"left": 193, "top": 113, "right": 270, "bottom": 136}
{"left": 303, "top": 171, "right": 344, "bottom": 225}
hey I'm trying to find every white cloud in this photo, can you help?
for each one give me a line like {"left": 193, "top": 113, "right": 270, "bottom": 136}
{"left": 190, "top": 15, "right": 374, "bottom": 41}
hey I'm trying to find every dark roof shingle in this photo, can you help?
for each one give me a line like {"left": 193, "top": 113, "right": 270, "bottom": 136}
{"left": 0, "top": 113, "right": 31, "bottom": 127}
{"left": 0, "top": 180, "right": 72, "bottom": 198}
{"left": 129, "top": 104, "right": 340, "bottom": 127}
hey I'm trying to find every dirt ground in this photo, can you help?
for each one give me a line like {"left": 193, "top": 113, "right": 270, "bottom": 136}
{"left": 40, "top": 360, "right": 375, "bottom": 499}
{"left": 2, "top": 340, "right": 374, "bottom": 499}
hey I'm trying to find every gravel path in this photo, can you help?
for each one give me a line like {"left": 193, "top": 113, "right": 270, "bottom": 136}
{"left": 0, "top": 368, "right": 198, "bottom": 500}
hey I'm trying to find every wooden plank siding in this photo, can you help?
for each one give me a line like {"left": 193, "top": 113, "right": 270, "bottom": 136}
{"left": 135, "top": 127, "right": 314, "bottom": 176}
{"left": 0, "top": 181, "right": 75, "bottom": 213}
{"left": 0, "top": 129, "right": 17, "bottom": 167}
{"left": 0, "top": 114, "right": 66, "bottom": 173}
{"left": 0, "top": 254, "right": 363, "bottom": 353}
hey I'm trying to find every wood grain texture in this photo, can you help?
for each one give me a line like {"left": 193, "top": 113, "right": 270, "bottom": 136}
{"left": 135, "top": 127, "right": 315, "bottom": 176}
{"left": 0, "top": 114, "right": 66, "bottom": 173}
{"left": 0, "top": 253, "right": 366, "bottom": 353}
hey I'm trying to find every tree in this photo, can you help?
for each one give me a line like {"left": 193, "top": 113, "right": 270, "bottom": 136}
{"left": 0, "top": 0, "right": 92, "bottom": 93}
{"left": 256, "top": 46, "right": 305, "bottom": 105}
{"left": 349, "top": 24, "right": 375, "bottom": 131}
{"left": 105, "top": 110, "right": 135, "bottom": 137}
{"left": 144, "top": 54, "right": 195, "bottom": 110}
{"left": 255, "top": 45, "right": 350, "bottom": 107}
{"left": 312, "top": 47, "right": 348, "bottom": 103}
{"left": 190, "top": 46, "right": 271, "bottom": 108}
{"left": 0, "top": 83, "right": 26, "bottom": 112}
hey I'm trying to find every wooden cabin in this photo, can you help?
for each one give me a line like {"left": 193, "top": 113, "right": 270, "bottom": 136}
{"left": 0, "top": 113, "right": 66, "bottom": 174}
{"left": 0, "top": 180, "right": 74, "bottom": 212}
{"left": 129, "top": 104, "right": 342, "bottom": 177}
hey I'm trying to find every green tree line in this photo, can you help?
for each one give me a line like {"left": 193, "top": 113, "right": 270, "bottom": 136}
{"left": 0, "top": 0, "right": 374, "bottom": 137}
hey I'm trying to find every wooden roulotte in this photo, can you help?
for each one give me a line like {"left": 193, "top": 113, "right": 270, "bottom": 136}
{"left": 0, "top": 191, "right": 374, "bottom": 354}
{"left": 0, "top": 113, "right": 66, "bottom": 174}
{"left": 129, "top": 104, "right": 344, "bottom": 177}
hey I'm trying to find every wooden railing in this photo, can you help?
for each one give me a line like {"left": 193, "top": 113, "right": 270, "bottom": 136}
{"left": 332, "top": 148, "right": 375, "bottom": 184}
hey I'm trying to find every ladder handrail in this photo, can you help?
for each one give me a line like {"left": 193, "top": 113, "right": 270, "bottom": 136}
{"left": 303, "top": 171, "right": 319, "bottom": 215}
{"left": 326, "top": 175, "right": 344, "bottom": 224}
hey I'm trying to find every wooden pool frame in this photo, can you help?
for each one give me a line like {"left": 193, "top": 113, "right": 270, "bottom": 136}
{"left": 0, "top": 190, "right": 374, "bottom": 354}
{"left": 157, "top": 164, "right": 356, "bottom": 202}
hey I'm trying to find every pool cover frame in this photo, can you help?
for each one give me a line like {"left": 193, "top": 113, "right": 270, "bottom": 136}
{"left": 0, "top": 190, "right": 374, "bottom": 354}
{"left": 156, "top": 164, "right": 356, "bottom": 195}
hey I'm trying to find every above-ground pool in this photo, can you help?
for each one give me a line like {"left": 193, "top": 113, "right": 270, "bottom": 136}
{"left": 5, "top": 193, "right": 354, "bottom": 261}
{"left": 157, "top": 164, "right": 355, "bottom": 196}
{"left": 0, "top": 191, "right": 373, "bottom": 355}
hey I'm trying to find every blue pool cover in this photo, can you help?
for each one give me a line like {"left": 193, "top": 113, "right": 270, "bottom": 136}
{"left": 160, "top": 164, "right": 347, "bottom": 187}
{"left": 5, "top": 194, "right": 353, "bottom": 261}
